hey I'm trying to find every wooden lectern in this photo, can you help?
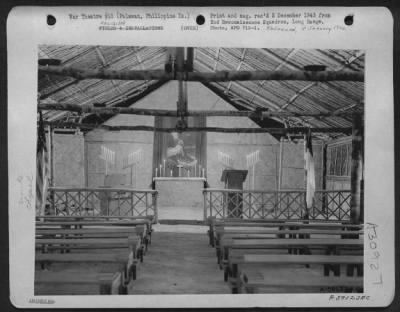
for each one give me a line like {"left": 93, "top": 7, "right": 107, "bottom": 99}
{"left": 221, "top": 169, "right": 248, "bottom": 218}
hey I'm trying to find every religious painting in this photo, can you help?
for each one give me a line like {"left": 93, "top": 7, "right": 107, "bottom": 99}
{"left": 153, "top": 116, "right": 206, "bottom": 178}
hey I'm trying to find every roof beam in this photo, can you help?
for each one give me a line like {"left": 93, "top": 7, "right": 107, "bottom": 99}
{"left": 38, "top": 65, "right": 364, "bottom": 82}
{"left": 42, "top": 121, "right": 352, "bottom": 135}
{"left": 38, "top": 103, "right": 361, "bottom": 118}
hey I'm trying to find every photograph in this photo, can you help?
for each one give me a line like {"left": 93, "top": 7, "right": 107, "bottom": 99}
{"left": 35, "top": 45, "right": 365, "bottom": 296}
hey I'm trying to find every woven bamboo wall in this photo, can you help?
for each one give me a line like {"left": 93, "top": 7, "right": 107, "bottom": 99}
{"left": 53, "top": 133, "right": 85, "bottom": 186}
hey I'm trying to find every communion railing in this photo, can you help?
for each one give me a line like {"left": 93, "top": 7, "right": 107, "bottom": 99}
{"left": 203, "top": 188, "right": 351, "bottom": 221}
{"left": 46, "top": 187, "right": 158, "bottom": 221}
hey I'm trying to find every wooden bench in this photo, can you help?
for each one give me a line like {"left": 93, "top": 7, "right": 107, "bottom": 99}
{"left": 36, "top": 225, "right": 149, "bottom": 254}
{"left": 237, "top": 269, "right": 363, "bottom": 294}
{"left": 35, "top": 251, "right": 137, "bottom": 285}
{"left": 36, "top": 221, "right": 149, "bottom": 259}
{"left": 219, "top": 238, "right": 363, "bottom": 276}
{"left": 214, "top": 228, "right": 363, "bottom": 259}
{"left": 35, "top": 271, "right": 124, "bottom": 295}
{"left": 36, "top": 236, "right": 142, "bottom": 262}
{"left": 208, "top": 219, "right": 362, "bottom": 247}
{"left": 227, "top": 254, "right": 363, "bottom": 287}
{"left": 36, "top": 215, "right": 155, "bottom": 243}
{"left": 229, "top": 254, "right": 363, "bottom": 294}
{"left": 220, "top": 238, "right": 363, "bottom": 263}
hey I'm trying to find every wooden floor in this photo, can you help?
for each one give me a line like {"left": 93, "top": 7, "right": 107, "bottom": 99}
{"left": 129, "top": 231, "right": 230, "bottom": 294}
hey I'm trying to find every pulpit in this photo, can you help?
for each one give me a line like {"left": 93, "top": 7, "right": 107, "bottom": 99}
{"left": 221, "top": 169, "right": 248, "bottom": 218}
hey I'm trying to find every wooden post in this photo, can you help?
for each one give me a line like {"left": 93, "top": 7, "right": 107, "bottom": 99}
{"left": 350, "top": 114, "right": 363, "bottom": 224}
{"left": 47, "top": 126, "right": 54, "bottom": 186}
{"left": 176, "top": 47, "right": 187, "bottom": 116}
{"left": 203, "top": 190, "right": 207, "bottom": 222}
{"left": 322, "top": 142, "right": 327, "bottom": 213}
{"left": 47, "top": 126, "right": 55, "bottom": 215}
{"left": 277, "top": 137, "right": 284, "bottom": 213}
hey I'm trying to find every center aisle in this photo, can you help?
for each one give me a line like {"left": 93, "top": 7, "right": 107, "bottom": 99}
{"left": 129, "top": 225, "right": 230, "bottom": 294}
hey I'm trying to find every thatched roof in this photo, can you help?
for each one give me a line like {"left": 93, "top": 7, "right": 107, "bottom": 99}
{"left": 38, "top": 46, "right": 364, "bottom": 139}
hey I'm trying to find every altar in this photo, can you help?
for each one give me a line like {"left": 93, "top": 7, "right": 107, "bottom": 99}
{"left": 154, "top": 177, "right": 206, "bottom": 220}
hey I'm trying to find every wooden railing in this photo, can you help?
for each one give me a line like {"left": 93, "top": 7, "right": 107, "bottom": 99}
{"left": 203, "top": 189, "right": 351, "bottom": 221}
{"left": 46, "top": 187, "right": 158, "bottom": 222}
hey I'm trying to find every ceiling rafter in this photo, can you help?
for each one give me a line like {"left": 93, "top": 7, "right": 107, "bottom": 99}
{"left": 195, "top": 56, "right": 283, "bottom": 111}
{"left": 248, "top": 48, "right": 298, "bottom": 106}
{"left": 260, "top": 48, "right": 362, "bottom": 104}
{"left": 134, "top": 50, "right": 148, "bottom": 89}
{"left": 195, "top": 53, "right": 352, "bottom": 136}
{"left": 279, "top": 50, "right": 365, "bottom": 113}
{"left": 224, "top": 48, "right": 247, "bottom": 94}
{"left": 213, "top": 48, "right": 220, "bottom": 71}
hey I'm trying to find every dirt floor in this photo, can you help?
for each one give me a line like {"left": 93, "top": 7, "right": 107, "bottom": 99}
{"left": 129, "top": 228, "right": 230, "bottom": 294}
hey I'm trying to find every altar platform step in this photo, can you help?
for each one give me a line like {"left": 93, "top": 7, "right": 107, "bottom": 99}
{"left": 158, "top": 219, "right": 205, "bottom": 225}
{"left": 157, "top": 205, "right": 204, "bottom": 221}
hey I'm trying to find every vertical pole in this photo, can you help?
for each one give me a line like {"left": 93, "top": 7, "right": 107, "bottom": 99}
{"left": 176, "top": 47, "right": 186, "bottom": 115}
{"left": 322, "top": 142, "right": 327, "bottom": 214}
{"left": 48, "top": 126, "right": 55, "bottom": 214}
{"left": 278, "top": 138, "right": 284, "bottom": 191}
{"left": 303, "top": 134, "right": 309, "bottom": 220}
{"left": 278, "top": 138, "right": 284, "bottom": 213}
{"left": 203, "top": 190, "right": 207, "bottom": 221}
{"left": 350, "top": 114, "right": 363, "bottom": 224}
{"left": 145, "top": 192, "right": 148, "bottom": 217}
{"left": 154, "top": 192, "right": 158, "bottom": 223}
{"left": 47, "top": 126, "right": 53, "bottom": 186}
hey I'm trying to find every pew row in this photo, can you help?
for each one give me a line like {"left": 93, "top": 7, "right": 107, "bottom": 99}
{"left": 208, "top": 219, "right": 363, "bottom": 247}
{"left": 219, "top": 238, "right": 363, "bottom": 266}
{"left": 236, "top": 269, "right": 363, "bottom": 294}
{"left": 36, "top": 225, "right": 149, "bottom": 254}
{"left": 35, "top": 271, "right": 124, "bottom": 295}
{"left": 35, "top": 251, "right": 137, "bottom": 282}
{"left": 36, "top": 215, "right": 155, "bottom": 243}
{"left": 213, "top": 228, "right": 363, "bottom": 261}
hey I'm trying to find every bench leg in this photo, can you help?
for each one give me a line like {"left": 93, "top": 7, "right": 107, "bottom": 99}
{"left": 129, "top": 264, "right": 137, "bottom": 280}
{"left": 224, "top": 268, "right": 229, "bottom": 282}
{"left": 333, "top": 265, "right": 340, "bottom": 276}
{"left": 245, "top": 286, "right": 256, "bottom": 294}
{"left": 99, "top": 284, "right": 111, "bottom": 295}
{"left": 357, "top": 264, "right": 363, "bottom": 276}
{"left": 347, "top": 264, "right": 354, "bottom": 276}
{"left": 118, "top": 284, "right": 128, "bottom": 295}
{"left": 324, "top": 265, "right": 330, "bottom": 276}
{"left": 140, "top": 248, "right": 144, "bottom": 263}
